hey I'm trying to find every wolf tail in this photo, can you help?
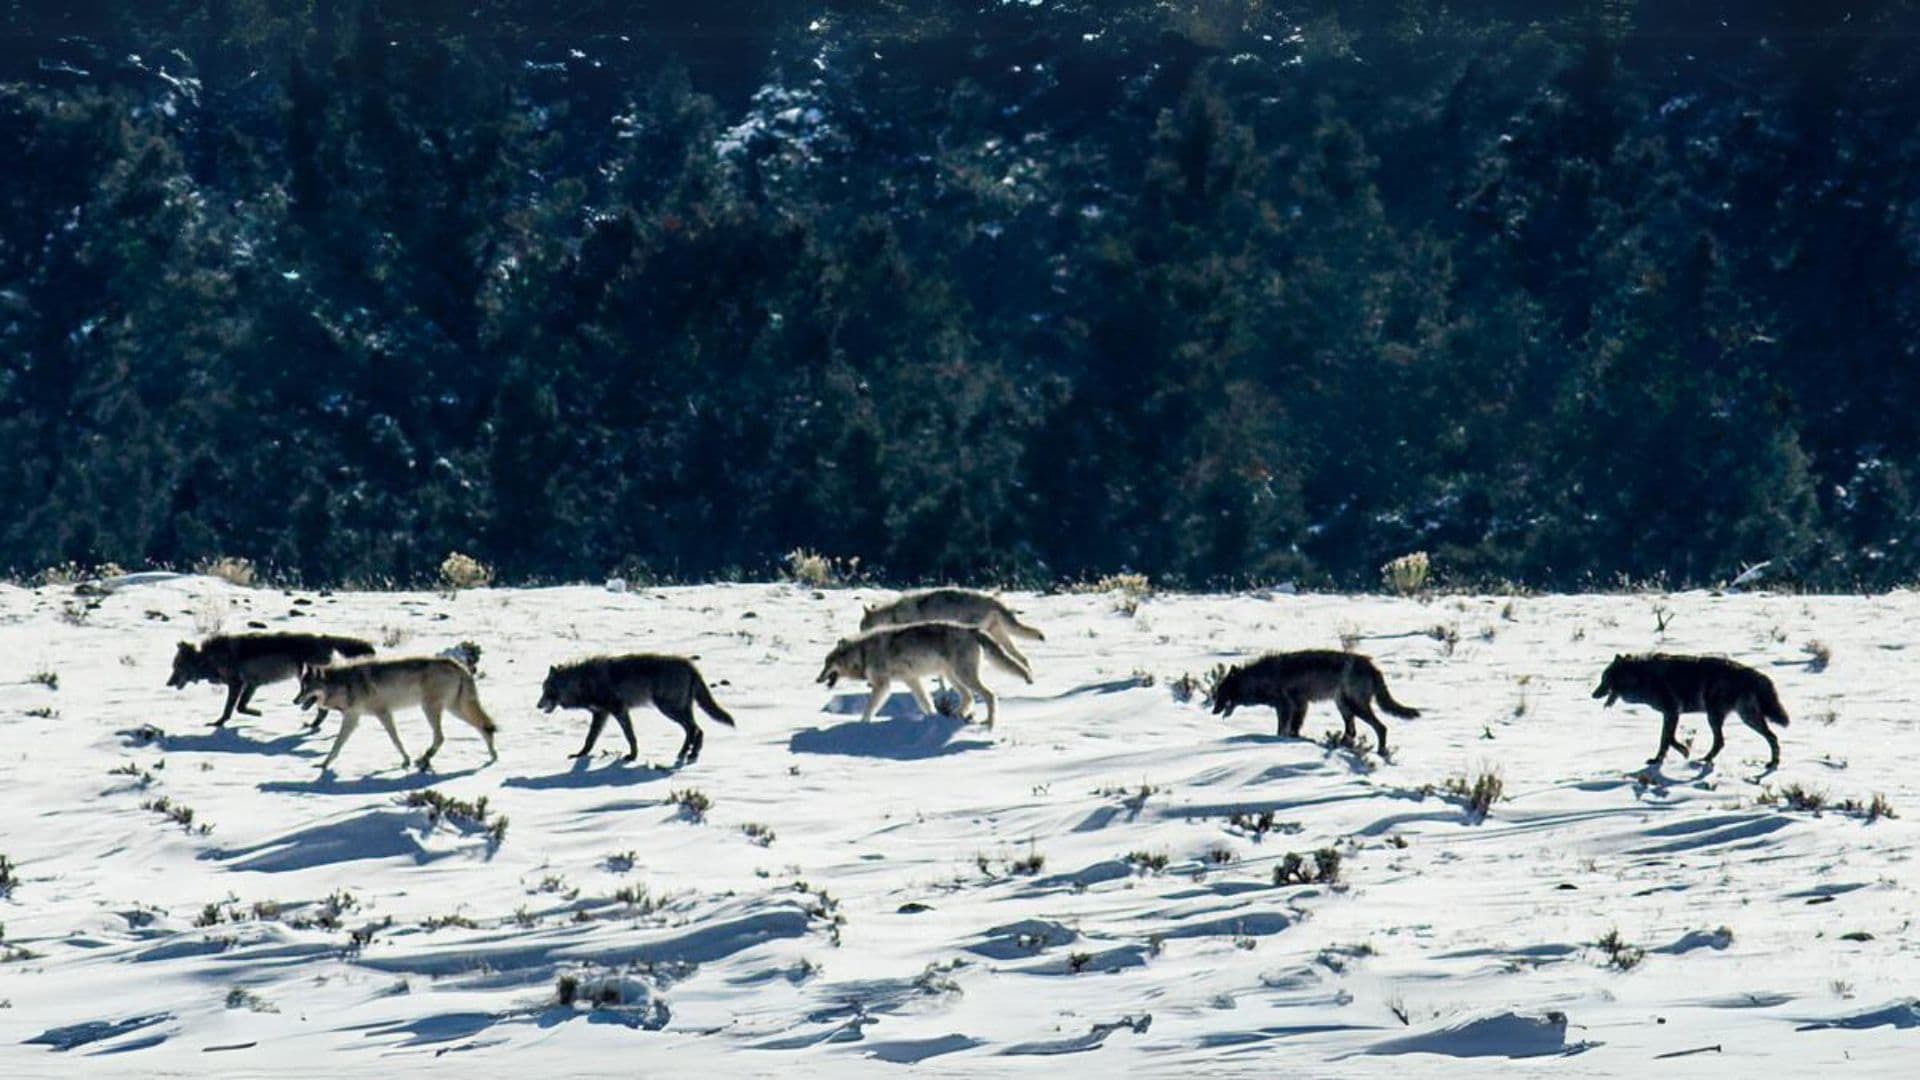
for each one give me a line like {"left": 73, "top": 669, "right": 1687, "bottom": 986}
{"left": 454, "top": 675, "right": 499, "bottom": 736}
{"left": 1759, "top": 678, "right": 1790, "bottom": 727}
{"left": 691, "top": 668, "right": 736, "bottom": 727}
{"left": 998, "top": 605, "right": 1046, "bottom": 641}
{"left": 1371, "top": 669, "right": 1421, "bottom": 719}
{"left": 330, "top": 636, "right": 376, "bottom": 658}
{"left": 975, "top": 629, "right": 1034, "bottom": 683}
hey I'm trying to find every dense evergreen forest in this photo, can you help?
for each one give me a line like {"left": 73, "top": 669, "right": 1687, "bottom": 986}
{"left": 2, "top": 2, "right": 1915, "bottom": 589}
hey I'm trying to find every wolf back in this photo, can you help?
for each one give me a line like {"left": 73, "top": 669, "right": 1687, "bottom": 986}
{"left": 539, "top": 654, "right": 734, "bottom": 766}
{"left": 168, "top": 632, "right": 376, "bottom": 727}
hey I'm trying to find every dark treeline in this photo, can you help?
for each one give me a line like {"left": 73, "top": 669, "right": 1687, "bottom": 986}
{"left": 2, "top": 1, "right": 1916, "bottom": 589}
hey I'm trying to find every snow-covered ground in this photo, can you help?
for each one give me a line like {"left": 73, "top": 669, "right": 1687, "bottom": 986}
{"left": 1, "top": 578, "right": 1915, "bottom": 1076}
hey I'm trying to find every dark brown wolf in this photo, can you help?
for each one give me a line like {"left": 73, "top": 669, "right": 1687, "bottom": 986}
{"left": 538, "top": 654, "right": 735, "bottom": 766}
{"left": 168, "top": 632, "right": 375, "bottom": 727}
{"left": 1592, "top": 653, "right": 1789, "bottom": 769}
{"left": 1210, "top": 650, "right": 1420, "bottom": 753}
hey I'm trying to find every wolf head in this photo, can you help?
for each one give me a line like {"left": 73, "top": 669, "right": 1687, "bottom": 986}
{"left": 167, "top": 642, "right": 211, "bottom": 689}
{"left": 858, "top": 604, "right": 881, "bottom": 632}
{"left": 1591, "top": 655, "right": 1626, "bottom": 706}
{"left": 537, "top": 665, "right": 574, "bottom": 713}
{"left": 293, "top": 664, "right": 338, "bottom": 711}
{"left": 817, "top": 638, "right": 858, "bottom": 688}
{"left": 1210, "top": 665, "right": 1245, "bottom": 717}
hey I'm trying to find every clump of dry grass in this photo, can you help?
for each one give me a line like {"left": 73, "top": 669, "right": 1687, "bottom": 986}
{"left": 196, "top": 556, "right": 256, "bottom": 587}
{"left": 1381, "top": 552, "right": 1430, "bottom": 595}
{"left": 439, "top": 551, "right": 494, "bottom": 591}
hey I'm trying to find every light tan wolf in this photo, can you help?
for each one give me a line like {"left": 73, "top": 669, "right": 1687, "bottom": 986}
{"left": 817, "top": 621, "right": 1032, "bottom": 727}
{"left": 294, "top": 657, "right": 499, "bottom": 773}
{"left": 538, "top": 654, "right": 735, "bottom": 767}
{"left": 860, "top": 588, "right": 1046, "bottom": 669}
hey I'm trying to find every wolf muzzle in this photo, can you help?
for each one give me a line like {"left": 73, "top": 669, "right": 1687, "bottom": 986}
{"left": 818, "top": 668, "right": 839, "bottom": 688}
{"left": 1591, "top": 683, "right": 1617, "bottom": 706}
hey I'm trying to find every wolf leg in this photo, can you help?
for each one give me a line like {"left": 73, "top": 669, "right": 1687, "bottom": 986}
{"left": 614, "top": 705, "right": 644, "bottom": 762}
{"left": 953, "top": 668, "right": 995, "bottom": 727}
{"left": 1648, "top": 710, "right": 1681, "bottom": 765}
{"left": 375, "top": 708, "right": 411, "bottom": 769}
{"left": 948, "top": 676, "right": 975, "bottom": 715}
{"left": 214, "top": 681, "right": 243, "bottom": 727}
{"left": 905, "top": 676, "right": 936, "bottom": 717}
{"left": 989, "top": 622, "right": 1031, "bottom": 669}
{"left": 1701, "top": 707, "right": 1728, "bottom": 764}
{"left": 1737, "top": 704, "right": 1781, "bottom": 769}
{"left": 236, "top": 682, "right": 262, "bottom": 717}
{"left": 318, "top": 712, "right": 360, "bottom": 771}
{"left": 571, "top": 711, "right": 609, "bottom": 758}
{"left": 418, "top": 706, "right": 446, "bottom": 771}
{"left": 658, "top": 702, "right": 701, "bottom": 765}
{"left": 1288, "top": 697, "right": 1309, "bottom": 737}
{"left": 1336, "top": 698, "right": 1359, "bottom": 748}
{"left": 861, "top": 678, "right": 891, "bottom": 724}
{"left": 1353, "top": 698, "right": 1390, "bottom": 755}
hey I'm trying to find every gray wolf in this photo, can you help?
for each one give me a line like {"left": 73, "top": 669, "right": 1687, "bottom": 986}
{"left": 1592, "top": 653, "right": 1788, "bottom": 769}
{"left": 817, "top": 622, "right": 1033, "bottom": 727}
{"left": 168, "top": 632, "right": 375, "bottom": 727}
{"left": 538, "top": 654, "right": 735, "bottom": 767}
{"left": 294, "top": 657, "right": 499, "bottom": 773}
{"left": 860, "top": 589, "right": 1045, "bottom": 668}
{"left": 1210, "top": 650, "right": 1420, "bottom": 753}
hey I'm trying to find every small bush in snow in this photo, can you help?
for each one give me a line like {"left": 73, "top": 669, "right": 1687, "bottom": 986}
{"left": 783, "top": 548, "right": 857, "bottom": 588}
{"left": 402, "top": 790, "right": 507, "bottom": 844}
{"left": 1802, "top": 639, "right": 1832, "bottom": 672}
{"left": 667, "top": 788, "right": 711, "bottom": 822}
{"left": 1381, "top": 551, "right": 1430, "bottom": 595}
{"left": 1596, "top": 928, "right": 1644, "bottom": 971}
{"left": 1125, "top": 850, "right": 1170, "bottom": 873}
{"left": 197, "top": 556, "right": 257, "bottom": 588}
{"left": 438, "top": 551, "right": 493, "bottom": 591}
{"left": 1442, "top": 768, "right": 1504, "bottom": 819}
{"left": 1273, "top": 847, "right": 1342, "bottom": 887}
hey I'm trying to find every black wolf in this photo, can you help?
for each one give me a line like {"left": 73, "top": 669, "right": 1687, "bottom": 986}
{"left": 1210, "top": 650, "right": 1420, "bottom": 753}
{"left": 1592, "top": 653, "right": 1789, "bottom": 769}
{"left": 168, "top": 632, "right": 375, "bottom": 727}
{"left": 538, "top": 654, "right": 735, "bottom": 766}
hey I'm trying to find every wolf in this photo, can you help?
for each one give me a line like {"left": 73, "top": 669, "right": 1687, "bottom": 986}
{"left": 818, "top": 622, "right": 1033, "bottom": 727}
{"left": 294, "top": 657, "right": 499, "bottom": 773}
{"left": 538, "top": 654, "right": 735, "bottom": 767}
{"left": 860, "top": 589, "right": 1046, "bottom": 669}
{"left": 1210, "top": 650, "right": 1420, "bottom": 754}
{"left": 1592, "top": 653, "right": 1789, "bottom": 769}
{"left": 168, "top": 632, "right": 375, "bottom": 728}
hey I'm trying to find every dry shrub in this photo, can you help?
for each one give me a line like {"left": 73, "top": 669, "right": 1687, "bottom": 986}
{"left": 1381, "top": 552, "right": 1430, "bottom": 595}
{"left": 196, "top": 556, "right": 256, "bottom": 587}
{"left": 439, "top": 551, "right": 494, "bottom": 590}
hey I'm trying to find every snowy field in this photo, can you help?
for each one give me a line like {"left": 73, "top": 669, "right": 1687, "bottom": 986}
{"left": 1, "top": 577, "right": 1916, "bottom": 1076}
